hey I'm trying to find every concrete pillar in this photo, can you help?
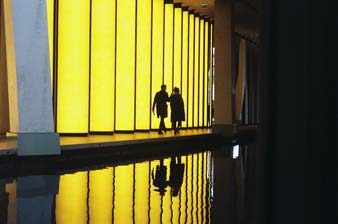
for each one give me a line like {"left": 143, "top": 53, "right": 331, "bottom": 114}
{"left": 235, "top": 38, "right": 247, "bottom": 121}
{"left": 0, "top": 0, "right": 9, "bottom": 135}
{"left": 3, "top": 0, "right": 59, "bottom": 155}
{"left": 213, "top": 0, "right": 233, "bottom": 135}
{"left": 16, "top": 175, "right": 59, "bottom": 224}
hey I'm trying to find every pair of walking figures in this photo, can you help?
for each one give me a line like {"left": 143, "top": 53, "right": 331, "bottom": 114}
{"left": 152, "top": 84, "right": 185, "bottom": 135}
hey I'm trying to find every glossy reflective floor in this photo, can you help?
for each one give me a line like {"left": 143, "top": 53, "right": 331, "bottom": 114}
{"left": 0, "top": 142, "right": 256, "bottom": 224}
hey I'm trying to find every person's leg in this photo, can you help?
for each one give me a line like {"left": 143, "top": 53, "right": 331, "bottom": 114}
{"left": 158, "top": 116, "right": 164, "bottom": 134}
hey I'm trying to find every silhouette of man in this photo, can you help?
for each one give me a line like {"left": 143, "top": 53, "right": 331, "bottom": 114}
{"left": 152, "top": 84, "right": 169, "bottom": 134}
{"left": 151, "top": 159, "right": 168, "bottom": 196}
{"left": 168, "top": 156, "right": 185, "bottom": 197}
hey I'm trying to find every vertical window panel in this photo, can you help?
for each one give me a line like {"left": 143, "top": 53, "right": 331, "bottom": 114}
{"left": 181, "top": 11, "right": 189, "bottom": 128}
{"left": 46, "top": 0, "right": 53, "bottom": 93}
{"left": 90, "top": 0, "right": 115, "bottom": 132}
{"left": 188, "top": 14, "right": 194, "bottom": 128}
{"left": 56, "top": 172, "right": 88, "bottom": 223}
{"left": 136, "top": 0, "right": 152, "bottom": 130}
{"left": 57, "top": 0, "right": 90, "bottom": 133}
{"left": 199, "top": 19, "right": 204, "bottom": 127}
{"left": 114, "top": 165, "right": 134, "bottom": 224}
{"left": 151, "top": 0, "right": 164, "bottom": 130}
{"left": 115, "top": 0, "right": 136, "bottom": 131}
{"left": 204, "top": 22, "right": 209, "bottom": 127}
{"left": 173, "top": 7, "right": 182, "bottom": 89}
{"left": 89, "top": 169, "right": 113, "bottom": 224}
{"left": 164, "top": 4, "right": 173, "bottom": 129}
{"left": 194, "top": 17, "right": 199, "bottom": 128}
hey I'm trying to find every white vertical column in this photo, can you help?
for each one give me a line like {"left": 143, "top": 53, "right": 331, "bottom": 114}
{"left": 3, "top": 0, "right": 59, "bottom": 155}
{"left": 213, "top": 0, "right": 233, "bottom": 135}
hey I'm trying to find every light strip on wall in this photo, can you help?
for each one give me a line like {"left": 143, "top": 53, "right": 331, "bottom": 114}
{"left": 57, "top": 0, "right": 90, "bottom": 133}
{"left": 46, "top": 0, "right": 53, "bottom": 93}
{"left": 181, "top": 11, "right": 189, "bottom": 128}
{"left": 199, "top": 19, "right": 204, "bottom": 127}
{"left": 194, "top": 17, "right": 200, "bottom": 128}
{"left": 136, "top": 0, "right": 152, "bottom": 130}
{"left": 56, "top": 172, "right": 88, "bottom": 223}
{"left": 151, "top": 0, "right": 164, "bottom": 130}
{"left": 90, "top": 0, "right": 115, "bottom": 132}
{"left": 173, "top": 7, "right": 182, "bottom": 89}
{"left": 89, "top": 169, "right": 113, "bottom": 223}
{"left": 188, "top": 14, "right": 194, "bottom": 128}
{"left": 115, "top": 0, "right": 136, "bottom": 131}
{"left": 164, "top": 4, "right": 173, "bottom": 129}
{"left": 204, "top": 22, "right": 209, "bottom": 127}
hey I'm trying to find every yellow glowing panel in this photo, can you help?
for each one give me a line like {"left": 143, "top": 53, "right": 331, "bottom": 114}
{"left": 151, "top": 0, "right": 164, "bottom": 130}
{"left": 173, "top": 7, "right": 182, "bottom": 89}
{"left": 164, "top": 4, "right": 173, "bottom": 129}
{"left": 90, "top": 0, "right": 115, "bottom": 132}
{"left": 194, "top": 17, "right": 200, "bottom": 127}
{"left": 188, "top": 14, "right": 194, "bottom": 128}
{"left": 135, "top": 162, "right": 150, "bottom": 223}
{"left": 89, "top": 169, "right": 113, "bottom": 224}
{"left": 204, "top": 22, "right": 209, "bottom": 127}
{"left": 56, "top": 172, "right": 88, "bottom": 223}
{"left": 210, "top": 24, "right": 213, "bottom": 126}
{"left": 181, "top": 11, "right": 189, "bottom": 128}
{"left": 46, "top": 0, "right": 53, "bottom": 92}
{"left": 114, "top": 165, "right": 133, "bottom": 224}
{"left": 199, "top": 19, "right": 204, "bottom": 127}
{"left": 150, "top": 161, "right": 162, "bottom": 223}
{"left": 115, "top": 0, "right": 136, "bottom": 131}
{"left": 57, "top": 0, "right": 90, "bottom": 133}
{"left": 136, "top": 0, "right": 151, "bottom": 130}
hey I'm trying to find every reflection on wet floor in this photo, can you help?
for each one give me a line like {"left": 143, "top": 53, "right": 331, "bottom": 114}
{"left": 0, "top": 143, "right": 256, "bottom": 224}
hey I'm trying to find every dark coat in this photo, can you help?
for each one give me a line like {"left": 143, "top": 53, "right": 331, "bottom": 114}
{"left": 154, "top": 90, "right": 169, "bottom": 118}
{"left": 169, "top": 94, "right": 185, "bottom": 122}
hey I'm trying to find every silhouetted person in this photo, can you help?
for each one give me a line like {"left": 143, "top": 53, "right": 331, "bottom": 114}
{"left": 169, "top": 87, "right": 185, "bottom": 135}
{"left": 168, "top": 156, "right": 185, "bottom": 197}
{"left": 152, "top": 84, "right": 169, "bottom": 134}
{"left": 151, "top": 159, "right": 168, "bottom": 196}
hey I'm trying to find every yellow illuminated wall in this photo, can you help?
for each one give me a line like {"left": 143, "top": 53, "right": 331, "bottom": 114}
{"left": 90, "top": 0, "right": 115, "bottom": 132}
{"left": 188, "top": 14, "right": 195, "bottom": 128}
{"left": 136, "top": 0, "right": 152, "bottom": 130}
{"left": 194, "top": 17, "right": 200, "bottom": 128}
{"left": 164, "top": 4, "right": 173, "bottom": 129}
{"left": 181, "top": 11, "right": 189, "bottom": 128}
{"left": 173, "top": 7, "right": 182, "bottom": 89}
{"left": 115, "top": 0, "right": 136, "bottom": 131}
{"left": 204, "top": 22, "right": 209, "bottom": 127}
{"left": 46, "top": 0, "right": 53, "bottom": 92}
{"left": 57, "top": 0, "right": 90, "bottom": 134}
{"left": 151, "top": 0, "right": 164, "bottom": 130}
{"left": 56, "top": 172, "right": 88, "bottom": 223}
{"left": 199, "top": 19, "right": 204, "bottom": 127}
{"left": 89, "top": 169, "right": 113, "bottom": 224}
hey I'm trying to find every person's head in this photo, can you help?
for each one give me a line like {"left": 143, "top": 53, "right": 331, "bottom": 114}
{"left": 173, "top": 87, "right": 179, "bottom": 94}
{"left": 161, "top": 84, "right": 167, "bottom": 91}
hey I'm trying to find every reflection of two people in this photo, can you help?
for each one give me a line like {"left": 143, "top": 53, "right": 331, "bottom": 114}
{"left": 151, "top": 157, "right": 185, "bottom": 196}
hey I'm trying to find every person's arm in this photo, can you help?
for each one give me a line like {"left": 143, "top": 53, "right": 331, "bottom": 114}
{"left": 152, "top": 94, "right": 157, "bottom": 115}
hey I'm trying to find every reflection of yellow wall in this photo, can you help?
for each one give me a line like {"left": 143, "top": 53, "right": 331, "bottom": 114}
{"left": 188, "top": 14, "right": 195, "bottom": 128}
{"left": 56, "top": 172, "right": 88, "bottom": 224}
{"left": 162, "top": 158, "right": 171, "bottom": 223}
{"left": 135, "top": 162, "right": 150, "bottom": 223}
{"left": 194, "top": 17, "right": 200, "bottom": 128}
{"left": 136, "top": 0, "right": 152, "bottom": 130}
{"left": 150, "top": 161, "right": 161, "bottom": 223}
{"left": 199, "top": 20, "right": 204, "bottom": 127}
{"left": 90, "top": 0, "right": 115, "bottom": 132}
{"left": 181, "top": 11, "right": 189, "bottom": 128}
{"left": 57, "top": 0, "right": 90, "bottom": 133}
{"left": 89, "top": 168, "right": 113, "bottom": 224}
{"left": 115, "top": 0, "right": 136, "bottom": 131}
{"left": 204, "top": 22, "right": 209, "bottom": 127}
{"left": 151, "top": 0, "right": 164, "bottom": 129}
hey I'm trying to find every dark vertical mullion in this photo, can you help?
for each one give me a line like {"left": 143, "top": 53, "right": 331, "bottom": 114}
{"left": 88, "top": 0, "right": 92, "bottom": 133}
{"left": 134, "top": 0, "right": 137, "bottom": 131}
{"left": 149, "top": 0, "right": 153, "bottom": 130}
{"left": 86, "top": 171, "right": 90, "bottom": 224}
{"left": 132, "top": 164, "right": 136, "bottom": 223}
{"left": 114, "top": 0, "right": 117, "bottom": 131}
{"left": 53, "top": 0, "right": 59, "bottom": 132}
